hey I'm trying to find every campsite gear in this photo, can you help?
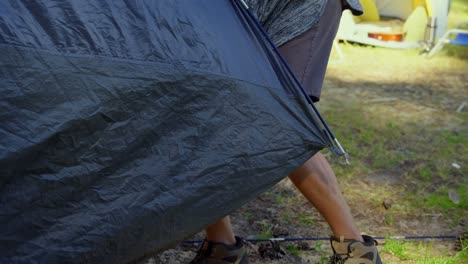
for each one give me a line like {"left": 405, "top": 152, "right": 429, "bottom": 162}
{"left": 336, "top": 0, "right": 450, "bottom": 49}
{"left": 190, "top": 237, "right": 249, "bottom": 264}
{"left": 358, "top": 0, "right": 381, "bottom": 22}
{"left": 420, "top": 16, "right": 438, "bottom": 53}
{"left": 402, "top": 5, "right": 428, "bottom": 42}
{"left": 329, "top": 235, "right": 382, "bottom": 264}
{"left": 425, "top": 16, "right": 438, "bottom": 46}
{"left": 429, "top": 22, "right": 468, "bottom": 57}
{"left": 368, "top": 32, "right": 404, "bottom": 42}
{"left": 0, "top": 0, "right": 344, "bottom": 263}
{"left": 184, "top": 235, "right": 459, "bottom": 244}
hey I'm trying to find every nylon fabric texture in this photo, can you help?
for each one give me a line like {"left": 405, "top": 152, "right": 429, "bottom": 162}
{"left": 0, "top": 1, "right": 333, "bottom": 263}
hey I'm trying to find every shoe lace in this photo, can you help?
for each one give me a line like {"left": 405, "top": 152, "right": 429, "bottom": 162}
{"left": 329, "top": 254, "right": 346, "bottom": 264}
{"left": 190, "top": 252, "right": 204, "bottom": 264}
{"left": 190, "top": 240, "right": 210, "bottom": 264}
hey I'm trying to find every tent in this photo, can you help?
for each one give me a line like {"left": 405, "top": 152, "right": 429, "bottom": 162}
{"left": 0, "top": 0, "right": 340, "bottom": 263}
{"left": 337, "top": 0, "right": 450, "bottom": 48}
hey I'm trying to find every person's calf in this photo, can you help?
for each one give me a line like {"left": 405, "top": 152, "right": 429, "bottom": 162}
{"left": 205, "top": 216, "right": 236, "bottom": 245}
{"left": 288, "top": 153, "right": 363, "bottom": 242}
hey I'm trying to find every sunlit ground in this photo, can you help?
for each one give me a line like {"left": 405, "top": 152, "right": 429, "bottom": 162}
{"left": 316, "top": 2, "right": 468, "bottom": 262}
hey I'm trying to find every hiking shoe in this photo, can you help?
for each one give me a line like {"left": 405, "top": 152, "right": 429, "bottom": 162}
{"left": 189, "top": 236, "right": 249, "bottom": 264}
{"left": 329, "top": 235, "right": 382, "bottom": 264}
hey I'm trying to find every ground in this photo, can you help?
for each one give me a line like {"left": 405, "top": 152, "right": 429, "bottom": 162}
{"left": 146, "top": 42, "right": 467, "bottom": 264}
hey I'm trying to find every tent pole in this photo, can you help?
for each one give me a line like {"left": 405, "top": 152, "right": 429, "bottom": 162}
{"left": 233, "top": 0, "right": 349, "bottom": 164}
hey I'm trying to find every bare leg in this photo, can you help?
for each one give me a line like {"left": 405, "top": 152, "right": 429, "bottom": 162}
{"left": 202, "top": 0, "right": 361, "bottom": 245}
{"left": 288, "top": 152, "right": 363, "bottom": 241}
{"left": 205, "top": 152, "right": 362, "bottom": 243}
{"left": 205, "top": 216, "right": 236, "bottom": 245}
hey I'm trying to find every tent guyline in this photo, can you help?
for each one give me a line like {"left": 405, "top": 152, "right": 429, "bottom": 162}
{"left": 234, "top": 0, "right": 350, "bottom": 164}
{"left": 182, "top": 235, "right": 460, "bottom": 244}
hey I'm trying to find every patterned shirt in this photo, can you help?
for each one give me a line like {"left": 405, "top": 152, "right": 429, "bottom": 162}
{"left": 245, "top": 0, "right": 363, "bottom": 46}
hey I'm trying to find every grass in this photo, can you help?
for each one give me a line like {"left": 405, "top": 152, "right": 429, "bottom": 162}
{"left": 254, "top": 220, "right": 273, "bottom": 239}
{"left": 316, "top": 1, "right": 468, "bottom": 262}
{"left": 447, "top": 0, "right": 468, "bottom": 29}
{"left": 275, "top": 195, "right": 285, "bottom": 204}
{"left": 417, "top": 166, "right": 431, "bottom": 181}
{"left": 424, "top": 187, "right": 466, "bottom": 210}
{"left": 380, "top": 237, "right": 468, "bottom": 263}
{"left": 444, "top": 0, "right": 468, "bottom": 59}
{"left": 324, "top": 97, "right": 466, "bottom": 171}
{"left": 382, "top": 237, "right": 412, "bottom": 260}
{"left": 255, "top": 228, "right": 273, "bottom": 240}
{"left": 321, "top": 52, "right": 467, "bottom": 212}
{"left": 297, "top": 215, "right": 315, "bottom": 226}
{"left": 285, "top": 244, "right": 300, "bottom": 256}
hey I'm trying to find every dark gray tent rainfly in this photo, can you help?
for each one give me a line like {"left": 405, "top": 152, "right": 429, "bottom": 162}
{"left": 0, "top": 1, "right": 344, "bottom": 263}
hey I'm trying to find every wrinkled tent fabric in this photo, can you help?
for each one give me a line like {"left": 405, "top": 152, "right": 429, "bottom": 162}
{"left": 0, "top": 1, "right": 334, "bottom": 263}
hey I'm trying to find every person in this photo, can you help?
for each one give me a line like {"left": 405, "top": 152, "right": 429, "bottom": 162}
{"left": 190, "top": 0, "right": 383, "bottom": 263}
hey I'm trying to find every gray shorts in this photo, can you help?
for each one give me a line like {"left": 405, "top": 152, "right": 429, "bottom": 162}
{"left": 278, "top": 0, "right": 343, "bottom": 102}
